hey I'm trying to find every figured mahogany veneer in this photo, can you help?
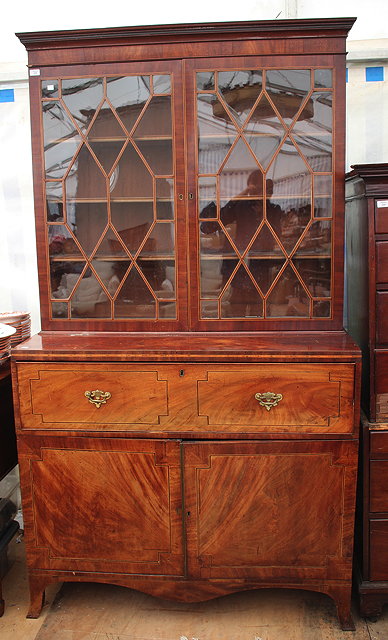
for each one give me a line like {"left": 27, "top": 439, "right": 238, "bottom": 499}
{"left": 14, "top": 17, "right": 358, "bottom": 632}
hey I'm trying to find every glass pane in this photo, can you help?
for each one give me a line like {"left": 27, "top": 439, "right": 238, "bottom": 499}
{"left": 221, "top": 265, "right": 263, "bottom": 318}
{"left": 244, "top": 94, "right": 286, "bottom": 169}
{"left": 51, "top": 301, "right": 68, "bottom": 318}
{"left": 246, "top": 258, "right": 286, "bottom": 295}
{"left": 138, "top": 259, "right": 175, "bottom": 298}
{"left": 43, "top": 102, "right": 81, "bottom": 179}
{"left": 219, "top": 139, "right": 263, "bottom": 200}
{"left": 160, "top": 301, "right": 176, "bottom": 318}
{"left": 62, "top": 78, "right": 104, "bottom": 135}
{"left": 50, "top": 261, "right": 85, "bottom": 299}
{"left": 46, "top": 182, "right": 64, "bottom": 221}
{"left": 197, "top": 94, "right": 237, "bottom": 174}
{"left": 292, "top": 258, "right": 331, "bottom": 297}
{"left": 92, "top": 259, "right": 131, "bottom": 296}
{"left": 94, "top": 226, "right": 128, "bottom": 257}
{"left": 133, "top": 96, "right": 173, "bottom": 175}
{"left": 267, "top": 265, "right": 309, "bottom": 317}
{"left": 291, "top": 92, "right": 332, "bottom": 172}
{"left": 265, "top": 70, "right": 311, "bottom": 125}
{"left": 200, "top": 222, "right": 237, "bottom": 256}
{"left": 294, "top": 220, "right": 331, "bottom": 256}
{"left": 153, "top": 75, "right": 171, "bottom": 94}
{"left": 88, "top": 101, "right": 127, "bottom": 139}
{"left": 138, "top": 222, "right": 174, "bottom": 257}
{"left": 70, "top": 269, "right": 111, "bottom": 318}
{"left": 110, "top": 143, "right": 153, "bottom": 199}
{"left": 69, "top": 202, "right": 108, "bottom": 256}
{"left": 114, "top": 267, "right": 156, "bottom": 318}
{"left": 42, "top": 80, "right": 59, "bottom": 98}
{"left": 198, "top": 177, "right": 217, "bottom": 217}
{"left": 201, "top": 299, "right": 219, "bottom": 318}
{"left": 218, "top": 70, "right": 262, "bottom": 124}
{"left": 111, "top": 202, "right": 154, "bottom": 255}
{"left": 156, "top": 178, "right": 174, "bottom": 220}
{"left": 48, "top": 224, "right": 82, "bottom": 258}
{"left": 220, "top": 198, "right": 263, "bottom": 254}
{"left": 197, "top": 72, "right": 215, "bottom": 90}
{"left": 313, "top": 300, "right": 331, "bottom": 317}
{"left": 66, "top": 144, "right": 107, "bottom": 200}
{"left": 107, "top": 75, "right": 150, "bottom": 133}
{"left": 246, "top": 223, "right": 284, "bottom": 257}
{"left": 314, "top": 69, "right": 332, "bottom": 88}
{"left": 200, "top": 258, "right": 238, "bottom": 298}
{"left": 314, "top": 174, "right": 332, "bottom": 218}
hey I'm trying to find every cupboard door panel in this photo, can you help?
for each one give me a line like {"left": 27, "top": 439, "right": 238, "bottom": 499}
{"left": 370, "top": 461, "right": 388, "bottom": 512}
{"left": 376, "top": 242, "right": 388, "bottom": 283}
{"left": 370, "top": 520, "right": 388, "bottom": 581}
{"left": 376, "top": 292, "right": 388, "bottom": 344}
{"left": 183, "top": 440, "right": 357, "bottom": 580}
{"left": 18, "top": 436, "right": 184, "bottom": 575}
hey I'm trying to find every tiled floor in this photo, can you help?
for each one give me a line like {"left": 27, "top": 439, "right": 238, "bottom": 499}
{"left": 1, "top": 536, "right": 388, "bottom": 640}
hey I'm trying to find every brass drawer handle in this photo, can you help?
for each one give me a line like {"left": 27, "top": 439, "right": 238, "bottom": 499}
{"left": 85, "top": 390, "right": 111, "bottom": 408}
{"left": 255, "top": 392, "right": 283, "bottom": 411}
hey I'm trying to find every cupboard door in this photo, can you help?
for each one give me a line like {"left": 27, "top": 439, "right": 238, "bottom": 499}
{"left": 183, "top": 440, "right": 357, "bottom": 581}
{"left": 186, "top": 57, "right": 340, "bottom": 331}
{"left": 18, "top": 436, "right": 184, "bottom": 576}
{"left": 37, "top": 61, "right": 187, "bottom": 330}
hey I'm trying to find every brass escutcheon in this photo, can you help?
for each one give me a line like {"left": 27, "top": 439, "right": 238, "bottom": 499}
{"left": 85, "top": 390, "right": 111, "bottom": 408}
{"left": 255, "top": 392, "right": 283, "bottom": 411}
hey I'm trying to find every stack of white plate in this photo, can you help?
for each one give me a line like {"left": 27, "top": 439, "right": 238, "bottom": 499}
{"left": 0, "top": 311, "right": 31, "bottom": 346}
{"left": 0, "top": 323, "right": 17, "bottom": 366}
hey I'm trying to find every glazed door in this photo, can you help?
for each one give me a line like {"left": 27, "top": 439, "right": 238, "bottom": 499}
{"left": 186, "top": 56, "right": 343, "bottom": 331}
{"left": 18, "top": 436, "right": 184, "bottom": 576}
{"left": 34, "top": 60, "right": 187, "bottom": 330}
{"left": 183, "top": 440, "right": 357, "bottom": 581}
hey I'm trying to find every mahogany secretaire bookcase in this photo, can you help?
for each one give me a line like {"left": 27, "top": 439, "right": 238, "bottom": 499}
{"left": 12, "top": 18, "right": 360, "bottom": 629}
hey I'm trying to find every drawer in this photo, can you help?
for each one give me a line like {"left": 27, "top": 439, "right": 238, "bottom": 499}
{"left": 370, "top": 520, "right": 388, "bottom": 581}
{"left": 370, "top": 461, "right": 388, "bottom": 512}
{"left": 16, "top": 362, "right": 356, "bottom": 435}
{"left": 16, "top": 363, "right": 168, "bottom": 430}
{"left": 374, "top": 352, "right": 388, "bottom": 419}
{"left": 370, "top": 430, "right": 388, "bottom": 457}
{"left": 376, "top": 242, "right": 388, "bottom": 283}
{"left": 197, "top": 363, "right": 355, "bottom": 434}
{"left": 375, "top": 200, "right": 388, "bottom": 234}
{"left": 376, "top": 293, "right": 388, "bottom": 344}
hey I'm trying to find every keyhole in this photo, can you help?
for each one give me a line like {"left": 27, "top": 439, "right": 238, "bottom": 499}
{"left": 179, "top": 369, "right": 185, "bottom": 377}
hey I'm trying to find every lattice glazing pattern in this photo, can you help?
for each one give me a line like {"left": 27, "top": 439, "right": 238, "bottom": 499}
{"left": 42, "top": 74, "right": 176, "bottom": 320}
{"left": 197, "top": 68, "right": 333, "bottom": 319}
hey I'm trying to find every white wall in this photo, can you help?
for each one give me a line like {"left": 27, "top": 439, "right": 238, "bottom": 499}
{"left": 1, "top": 0, "right": 387, "bottom": 332}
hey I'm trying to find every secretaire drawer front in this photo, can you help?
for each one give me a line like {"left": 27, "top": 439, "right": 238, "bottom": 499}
{"left": 16, "top": 363, "right": 168, "bottom": 430}
{"left": 197, "top": 364, "right": 355, "bottom": 434}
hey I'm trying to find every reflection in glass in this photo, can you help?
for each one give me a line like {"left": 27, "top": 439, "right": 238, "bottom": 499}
{"left": 200, "top": 222, "right": 237, "bottom": 256}
{"left": 247, "top": 224, "right": 283, "bottom": 257}
{"left": 62, "top": 78, "right": 104, "bottom": 135}
{"left": 42, "top": 80, "right": 59, "bottom": 98}
{"left": 244, "top": 94, "right": 286, "bottom": 169}
{"left": 46, "top": 182, "right": 63, "bottom": 221}
{"left": 66, "top": 143, "right": 107, "bottom": 200}
{"left": 247, "top": 258, "right": 286, "bottom": 295}
{"left": 219, "top": 139, "right": 262, "bottom": 199}
{"left": 160, "top": 301, "right": 176, "bottom": 318}
{"left": 218, "top": 70, "right": 262, "bottom": 124}
{"left": 197, "top": 94, "right": 236, "bottom": 174}
{"left": 292, "top": 258, "right": 331, "bottom": 297}
{"left": 197, "top": 72, "right": 215, "bottom": 90}
{"left": 291, "top": 92, "right": 332, "bottom": 172}
{"left": 294, "top": 220, "right": 331, "bottom": 256}
{"left": 156, "top": 179, "right": 174, "bottom": 219}
{"left": 221, "top": 265, "right": 263, "bottom": 318}
{"left": 267, "top": 265, "right": 309, "bottom": 317}
{"left": 265, "top": 69, "right": 311, "bottom": 125}
{"left": 107, "top": 76, "right": 150, "bottom": 133}
{"left": 201, "top": 300, "right": 219, "bottom": 318}
{"left": 138, "top": 222, "right": 175, "bottom": 256}
{"left": 43, "top": 102, "right": 81, "bottom": 179}
{"left": 94, "top": 227, "right": 128, "bottom": 257}
{"left": 48, "top": 224, "right": 82, "bottom": 257}
{"left": 114, "top": 267, "right": 156, "bottom": 318}
{"left": 200, "top": 258, "right": 238, "bottom": 299}
{"left": 314, "top": 174, "right": 332, "bottom": 218}
{"left": 314, "top": 69, "right": 332, "bottom": 88}
{"left": 153, "top": 75, "right": 171, "bottom": 94}
{"left": 133, "top": 96, "right": 173, "bottom": 175}
{"left": 110, "top": 143, "right": 153, "bottom": 199}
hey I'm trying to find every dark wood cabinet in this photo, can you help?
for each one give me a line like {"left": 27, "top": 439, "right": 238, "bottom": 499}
{"left": 13, "top": 18, "right": 359, "bottom": 630}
